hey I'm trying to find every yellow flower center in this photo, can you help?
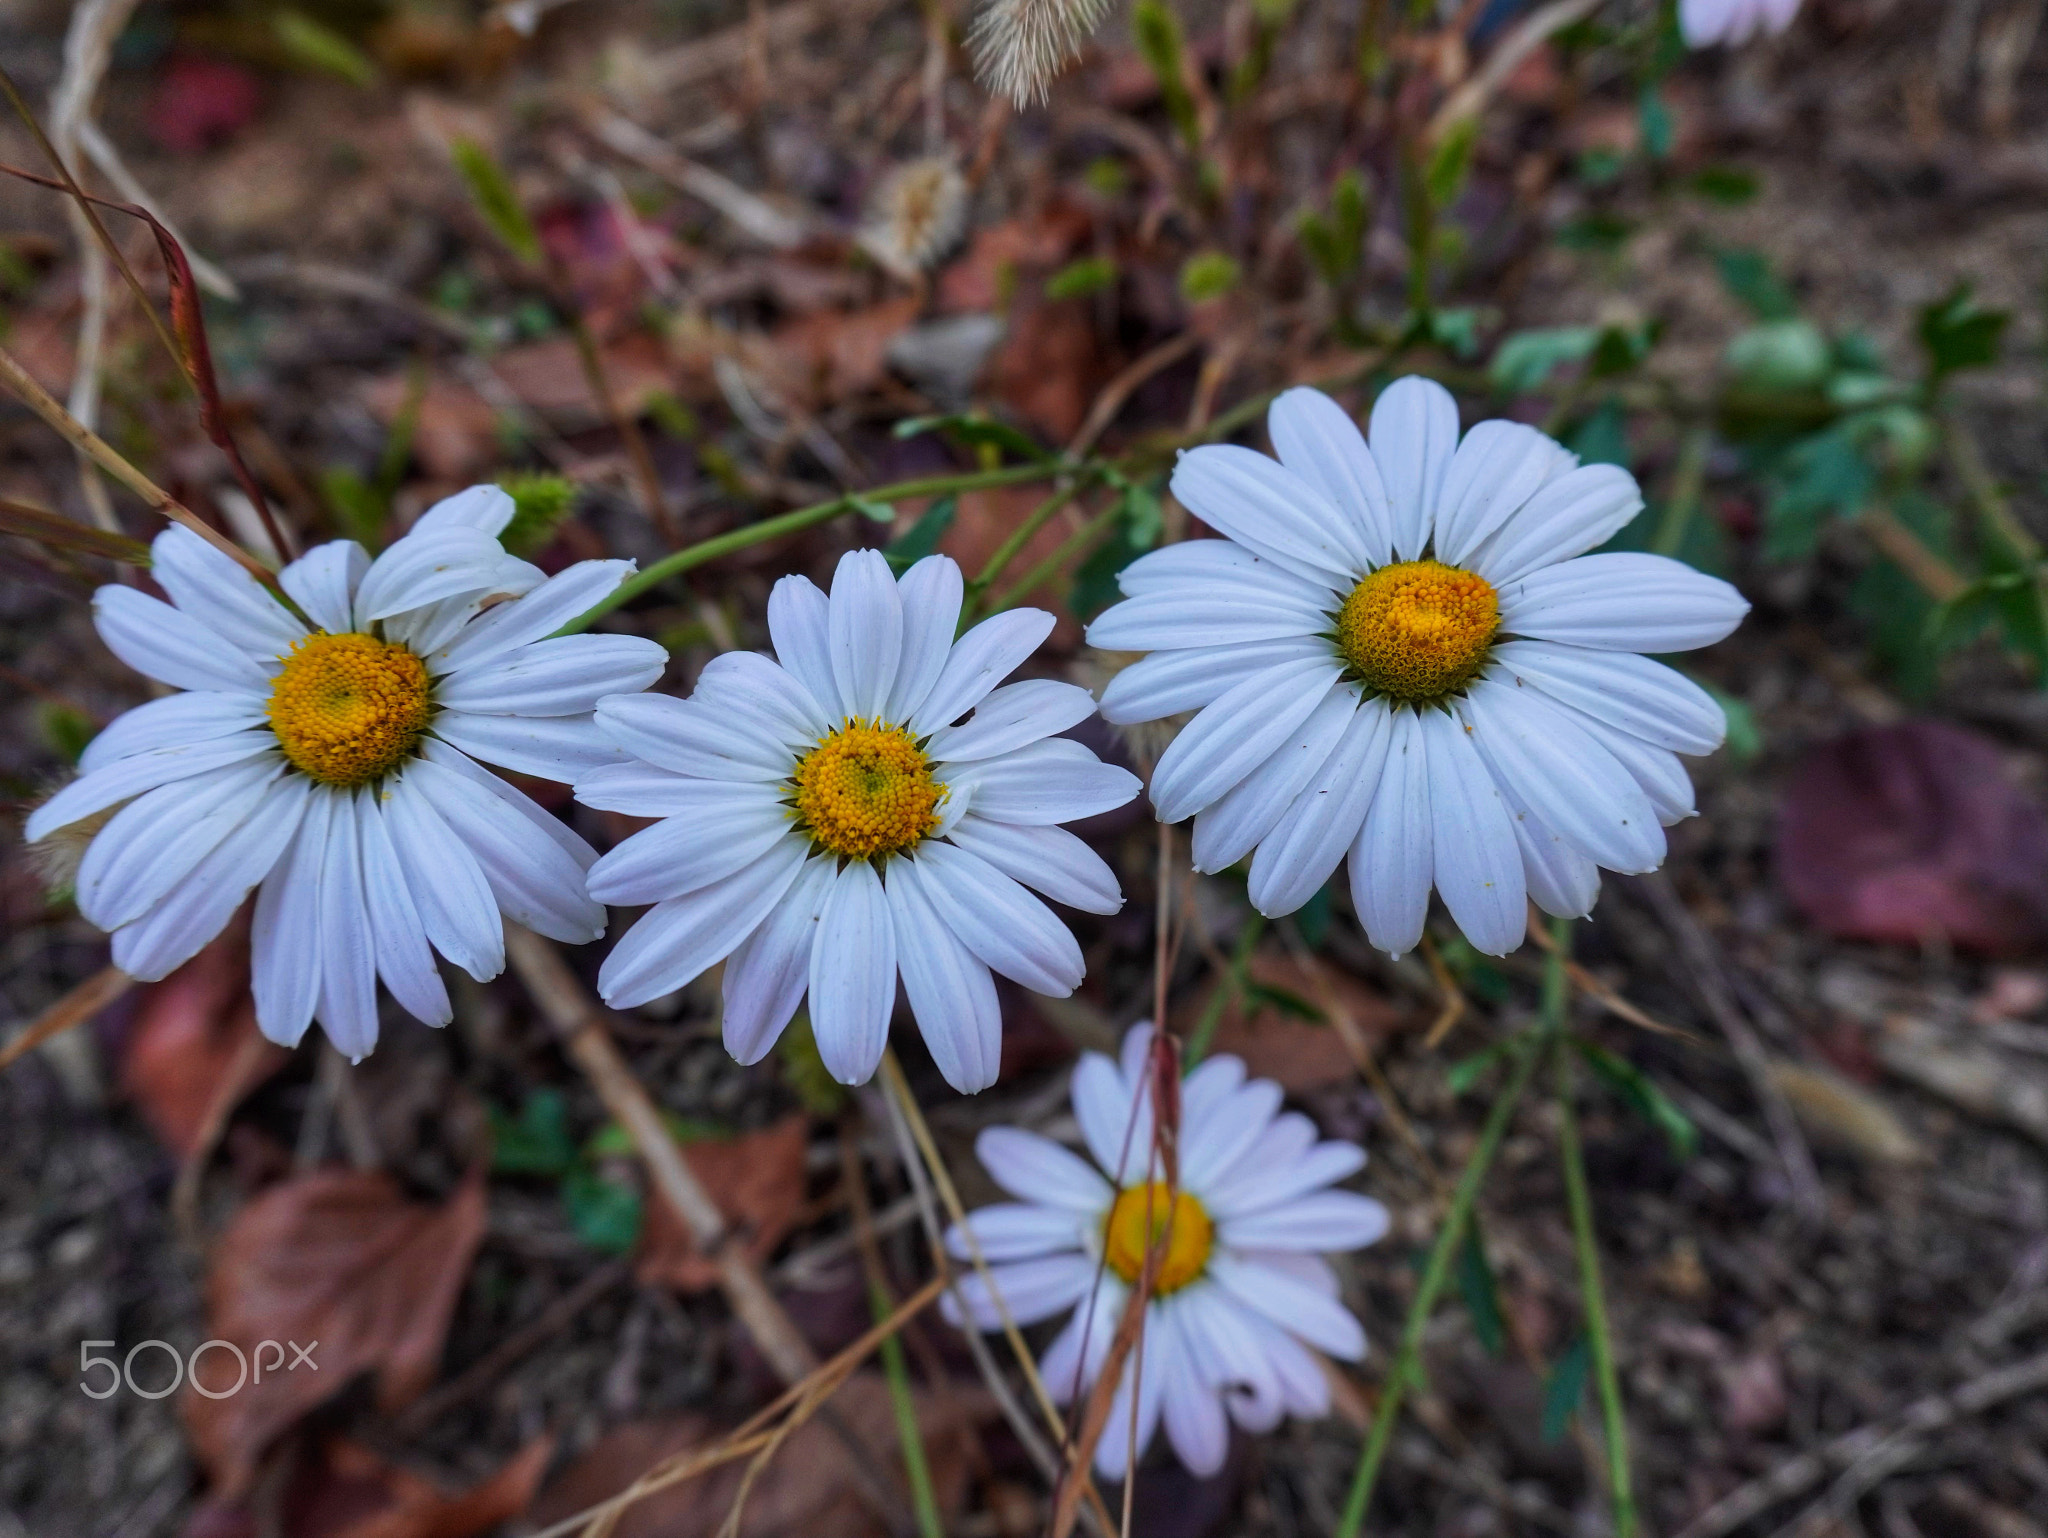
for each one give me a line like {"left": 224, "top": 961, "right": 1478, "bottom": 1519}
{"left": 790, "top": 722, "right": 944, "bottom": 861}
{"left": 266, "top": 632, "right": 434, "bottom": 788}
{"left": 1336, "top": 559, "right": 1500, "bottom": 702}
{"left": 1102, "top": 1182, "right": 1213, "bottom": 1295}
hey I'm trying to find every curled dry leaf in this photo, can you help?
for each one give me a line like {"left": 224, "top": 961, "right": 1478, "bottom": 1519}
{"left": 637, "top": 1115, "right": 810, "bottom": 1291}
{"left": 183, "top": 1169, "right": 488, "bottom": 1499}
{"left": 1777, "top": 719, "right": 2048, "bottom": 953}
{"left": 121, "top": 918, "right": 288, "bottom": 1159}
{"left": 189, "top": 1435, "right": 553, "bottom": 1538}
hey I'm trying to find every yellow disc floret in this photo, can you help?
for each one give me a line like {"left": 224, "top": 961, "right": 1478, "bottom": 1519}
{"left": 790, "top": 722, "right": 944, "bottom": 861}
{"left": 266, "top": 632, "right": 435, "bottom": 788}
{"left": 1336, "top": 559, "right": 1500, "bottom": 702}
{"left": 1102, "top": 1182, "right": 1213, "bottom": 1295}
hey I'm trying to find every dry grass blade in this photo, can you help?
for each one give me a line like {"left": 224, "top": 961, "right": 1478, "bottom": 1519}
{"left": 1418, "top": 934, "right": 1468, "bottom": 1050}
{"left": 1424, "top": 0, "right": 1606, "bottom": 144}
{"left": 1523, "top": 909, "right": 1698, "bottom": 1044}
{"left": 0, "top": 495, "right": 150, "bottom": 565}
{"left": 0, "top": 965, "right": 131, "bottom": 1074}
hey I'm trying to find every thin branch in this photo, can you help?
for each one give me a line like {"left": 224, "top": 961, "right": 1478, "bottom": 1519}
{"left": 0, "top": 965, "right": 130, "bottom": 1074}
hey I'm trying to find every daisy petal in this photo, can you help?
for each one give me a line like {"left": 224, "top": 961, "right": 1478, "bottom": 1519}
{"left": 1417, "top": 707, "right": 1526, "bottom": 955}
{"left": 27, "top": 734, "right": 274, "bottom": 844}
{"left": 1204, "top": 1139, "right": 1365, "bottom": 1217}
{"left": 1115, "top": 538, "right": 1338, "bottom": 603}
{"left": 809, "top": 859, "right": 897, "bottom": 1086}
{"left": 887, "top": 859, "right": 1003, "bottom": 1093}
{"left": 1513, "top": 792, "right": 1603, "bottom": 919}
{"left": 431, "top": 711, "right": 627, "bottom": 782}
{"left": 1072, "top": 1048, "right": 1150, "bottom": 1183}
{"left": 1158, "top": 1303, "right": 1231, "bottom": 1476}
{"left": 828, "top": 548, "right": 903, "bottom": 721}
{"left": 767, "top": 575, "right": 843, "bottom": 720}
{"left": 422, "top": 737, "right": 599, "bottom": 873}
{"left": 433, "top": 635, "right": 666, "bottom": 716}
{"left": 94, "top": 586, "right": 269, "bottom": 694}
{"left": 695, "top": 650, "right": 833, "bottom": 744}
{"left": 314, "top": 789, "right": 380, "bottom": 1061}
{"left": 406, "top": 755, "right": 604, "bottom": 943}
{"left": 886, "top": 555, "right": 964, "bottom": 722}
{"left": 598, "top": 835, "right": 809, "bottom": 1007}
{"left": 1177, "top": 1080, "right": 1283, "bottom": 1190}
{"left": 975, "top": 1126, "right": 1112, "bottom": 1213}
{"left": 944, "top": 1203, "right": 1085, "bottom": 1262}
{"left": 941, "top": 739, "right": 1139, "bottom": 825}
{"left": 1559, "top": 703, "right": 1698, "bottom": 824}
{"left": 382, "top": 771, "right": 505, "bottom": 981}
{"left": 910, "top": 842, "right": 1083, "bottom": 996}
{"left": 1493, "top": 640, "right": 1727, "bottom": 756}
{"left": 1033, "top": 1280, "right": 1122, "bottom": 1405}
{"left": 1095, "top": 1333, "right": 1167, "bottom": 1479}
{"left": 571, "top": 762, "right": 709, "bottom": 816}
{"left": 356, "top": 789, "right": 451, "bottom": 1026}
{"left": 150, "top": 525, "right": 303, "bottom": 658}
{"left": 1246, "top": 696, "right": 1391, "bottom": 917}
{"left": 1433, "top": 420, "right": 1573, "bottom": 567}
{"left": 77, "top": 758, "right": 282, "bottom": 930}
{"left": 585, "top": 783, "right": 791, "bottom": 904}
{"left": 1169, "top": 444, "right": 1360, "bottom": 585}
{"left": 1085, "top": 591, "right": 1330, "bottom": 652}
{"left": 950, "top": 1254, "right": 1096, "bottom": 1329}
{"left": 1210, "top": 1254, "right": 1366, "bottom": 1359}
{"left": 1476, "top": 463, "right": 1645, "bottom": 586}
{"left": 1267, "top": 385, "right": 1394, "bottom": 568}
{"left": 721, "top": 855, "right": 834, "bottom": 1065}
{"left": 355, "top": 530, "right": 533, "bottom": 622}
{"left": 251, "top": 789, "right": 331, "bottom": 1049}
{"left": 1151, "top": 657, "right": 1343, "bottom": 824}
{"left": 926, "top": 680, "right": 1098, "bottom": 763}
{"left": 1499, "top": 552, "right": 1750, "bottom": 652}
{"left": 79, "top": 692, "right": 266, "bottom": 774}
{"left": 1220, "top": 1191, "right": 1390, "bottom": 1251}
{"left": 594, "top": 694, "right": 792, "bottom": 781}
{"left": 429, "top": 560, "right": 637, "bottom": 673}
{"left": 912, "top": 609, "right": 1056, "bottom": 734}
{"left": 1191, "top": 686, "right": 1358, "bottom": 874}
{"left": 412, "top": 484, "right": 515, "bottom": 535}
{"left": 1350, "top": 707, "right": 1431, "bottom": 957}
{"left": 946, "top": 816, "right": 1122, "bottom": 914}
{"left": 280, "top": 539, "right": 369, "bottom": 635}
{"left": 1096, "top": 636, "right": 1328, "bottom": 724}
{"left": 1368, "top": 375, "right": 1460, "bottom": 561}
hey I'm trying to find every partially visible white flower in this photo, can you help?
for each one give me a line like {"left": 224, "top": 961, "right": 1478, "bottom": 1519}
{"left": 944, "top": 1024, "right": 1388, "bottom": 1478}
{"left": 1085, "top": 380, "right": 1748, "bottom": 960}
{"left": 860, "top": 157, "right": 970, "bottom": 280}
{"left": 580, "top": 549, "right": 1140, "bottom": 1094}
{"left": 1681, "top": 0, "right": 1800, "bottom": 46}
{"left": 25, "top": 487, "right": 665, "bottom": 1058}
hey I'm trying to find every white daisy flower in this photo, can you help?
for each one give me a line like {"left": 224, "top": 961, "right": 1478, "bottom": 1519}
{"left": 1086, "top": 379, "right": 1749, "bottom": 959}
{"left": 943, "top": 1023, "right": 1388, "bottom": 1479}
{"left": 579, "top": 548, "right": 1141, "bottom": 1095}
{"left": 24, "top": 486, "right": 665, "bottom": 1058}
{"left": 1680, "top": 0, "right": 1800, "bottom": 46}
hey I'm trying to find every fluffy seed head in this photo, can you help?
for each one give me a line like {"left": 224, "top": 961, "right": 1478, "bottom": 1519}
{"left": 1337, "top": 559, "right": 1499, "bottom": 703}
{"left": 25, "top": 778, "right": 114, "bottom": 901}
{"left": 969, "top": 0, "right": 1111, "bottom": 105}
{"left": 267, "top": 632, "right": 435, "bottom": 787}
{"left": 1103, "top": 1182, "right": 1212, "bottom": 1294}
{"left": 862, "top": 157, "right": 969, "bottom": 279}
{"left": 791, "top": 722, "right": 944, "bottom": 861}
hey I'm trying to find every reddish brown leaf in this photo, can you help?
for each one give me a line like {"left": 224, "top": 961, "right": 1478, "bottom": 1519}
{"left": 985, "top": 296, "right": 1109, "bottom": 444}
{"left": 286, "top": 1436, "right": 553, "bottom": 1538}
{"left": 1778, "top": 719, "right": 2048, "bottom": 953}
{"left": 147, "top": 55, "right": 263, "bottom": 155}
{"left": 749, "top": 296, "right": 922, "bottom": 411}
{"left": 936, "top": 204, "right": 1093, "bottom": 312}
{"left": 184, "top": 1170, "right": 488, "bottom": 1499}
{"left": 637, "top": 1117, "right": 809, "bottom": 1291}
{"left": 122, "top": 919, "right": 288, "bottom": 1159}
{"left": 1205, "top": 953, "right": 1402, "bottom": 1093}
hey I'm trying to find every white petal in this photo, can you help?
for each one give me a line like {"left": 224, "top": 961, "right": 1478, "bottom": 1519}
{"left": 1169, "top": 444, "right": 1361, "bottom": 585}
{"left": 280, "top": 540, "right": 370, "bottom": 635}
{"left": 1085, "top": 591, "right": 1326, "bottom": 652}
{"left": 429, "top": 559, "right": 637, "bottom": 673}
{"left": 1204, "top": 1138, "right": 1366, "bottom": 1218}
{"left": 909, "top": 842, "right": 1083, "bottom": 996}
{"left": 586, "top": 786, "right": 794, "bottom": 904}
{"left": 431, "top": 710, "right": 630, "bottom": 782}
{"left": 911, "top": 609, "right": 1055, "bottom": 735}
{"left": 1460, "top": 679, "right": 1664, "bottom": 874}
{"left": 355, "top": 529, "right": 531, "bottom": 622}
{"left": 975, "top": 1126, "right": 1112, "bottom": 1214}
{"left": 1157, "top": 1303, "right": 1231, "bottom": 1476}
{"left": 77, "top": 757, "right": 281, "bottom": 930}
{"left": 926, "top": 680, "right": 1098, "bottom": 763}
{"left": 1209, "top": 1254, "right": 1365, "bottom": 1359}
{"left": 1151, "top": 658, "right": 1343, "bottom": 825}
{"left": 314, "top": 788, "right": 380, "bottom": 1060}
{"left": 571, "top": 761, "right": 707, "bottom": 816}
{"left": 887, "top": 858, "right": 1003, "bottom": 1093}
{"left": 356, "top": 788, "right": 451, "bottom": 1027}
{"left": 1245, "top": 696, "right": 1391, "bottom": 917}
{"left": 1492, "top": 640, "right": 1727, "bottom": 756}
{"left": 1114, "top": 536, "right": 1340, "bottom": 603}
{"left": 1267, "top": 386, "right": 1394, "bottom": 568}
{"left": 1219, "top": 1191, "right": 1390, "bottom": 1251}
{"left": 1368, "top": 375, "right": 1461, "bottom": 561}
{"left": 149, "top": 524, "right": 304, "bottom": 659}
{"left": 251, "top": 788, "right": 331, "bottom": 1049}
{"left": 1178, "top": 1285, "right": 1284, "bottom": 1432}
{"left": 598, "top": 835, "right": 809, "bottom": 1007}
{"left": 594, "top": 694, "right": 792, "bottom": 781}
{"left": 721, "top": 855, "right": 835, "bottom": 1065}
{"left": 111, "top": 775, "right": 310, "bottom": 981}
{"left": 950, "top": 1254, "right": 1097, "bottom": 1329}
{"left": 940, "top": 739, "right": 1139, "bottom": 825}
{"left": 945, "top": 1203, "right": 1086, "bottom": 1262}
{"left": 1033, "top": 1278, "right": 1122, "bottom": 1404}
{"left": 94, "top": 585, "right": 269, "bottom": 693}
{"left": 1190, "top": 686, "right": 1357, "bottom": 873}
{"left": 694, "top": 650, "right": 833, "bottom": 745}
{"left": 1559, "top": 703, "right": 1699, "bottom": 824}
{"left": 1095, "top": 636, "right": 1328, "bottom": 725}
{"left": 1513, "top": 791, "right": 1603, "bottom": 920}
{"left": 1177, "top": 1055, "right": 1249, "bottom": 1159}
{"left": 406, "top": 754, "right": 605, "bottom": 943}
{"left": 767, "top": 574, "right": 843, "bottom": 721}
{"left": 809, "top": 859, "right": 897, "bottom": 1085}
{"left": 434, "top": 635, "right": 666, "bottom": 716}
{"left": 828, "top": 548, "right": 903, "bottom": 721}
{"left": 28, "top": 734, "right": 274, "bottom": 845}
{"left": 1418, "top": 707, "right": 1526, "bottom": 956}
{"left": 79, "top": 692, "right": 266, "bottom": 774}
{"left": 1073, "top": 1049, "right": 1149, "bottom": 1183}
{"left": 1433, "top": 420, "right": 1571, "bottom": 567}
{"left": 1499, "top": 553, "right": 1750, "bottom": 652}
{"left": 945, "top": 816, "right": 1122, "bottom": 914}
{"left": 381, "top": 772, "right": 505, "bottom": 981}
{"left": 1475, "top": 463, "right": 1645, "bottom": 586}
{"left": 422, "top": 736, "right": 598, "bottom": 872}
{"left": 1094, "top": 1326, "right": 1167, "bottom": 1480}
{"left": 1177, "top": 1080, "right": 1283, "bottom": 1191}
{"left": 413, "top": 483, "right": 515, "bottom": 536}
{"left": 886, "top": 554, "right": 964, "bottom": 723}
{"left": 1350, "top": 706, "right": 1431, "bottom": 956}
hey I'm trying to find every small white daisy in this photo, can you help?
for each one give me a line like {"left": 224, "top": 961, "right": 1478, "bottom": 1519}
{"left": 944, "top": 1023, "right": 1388, "bottom": 1479}
{"left": 1087, "top": 379, "right": 1749, "bottom": 958}
{"left": 1680, "top": 0, "right": 1800, "bottom": 46}
{"left": 580, "top": 548, "right": 1141, "bottom": 1094}
{"left": 24, "top": 487, "right": 665, "bottom": 1058}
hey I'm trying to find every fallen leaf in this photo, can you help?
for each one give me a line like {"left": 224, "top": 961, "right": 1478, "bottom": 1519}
{"left": 527, "top": 1374, "right": 982, "bottom": 1538}
{"left": 184, "top": 1170, "right": 488, "bottom": 1499}
{"left": 284, "top": 1436, "right": 552, "bottom": 1538}
{"left": 1876, "top": 1014, "right": 2048, "bottom": 1151}
{"left": 538, "top": 201, "right": 662, "bottom": 338}
{"left": 937, "top": 204, "right": 1093, "bottom": 313}
{"left": 637, "top": 1116, "right": 810, "bottom": 1291}
{"left": 985, "top": 296, "right": 1109, "bottom": 444}
{"left": 1777, "top": 719, "right": 2048, "bottom": 953}
{"left": 748, "top": 297, "right": 923, "bottom": 411}
{"left": 122, "top": 918, "right": 288, "bottom": 1159}
{"left": 363, "top": 374, "right": 499, "bottom": 481}
{"left": 148, "top": 54, "right": 263, "bottom": 155}
{"left": 490, "top": 333, "right": 681, "bottom": 428}
{"left": 1205, "top": 952, "right": 1401, "bottom": 1093}
{"left": 1766, "top": 1060, "right": 1925, "bottom": 1166}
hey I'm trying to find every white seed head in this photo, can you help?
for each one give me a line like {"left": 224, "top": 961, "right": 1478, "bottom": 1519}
{"left": 969, "top": 0, "right": 1111, "bottom": 106}
{"left": 860, "top": 157, "right": 971, "bottom": 279}
{"left": 25, "top": 778, "right": 112, "bottom": 904}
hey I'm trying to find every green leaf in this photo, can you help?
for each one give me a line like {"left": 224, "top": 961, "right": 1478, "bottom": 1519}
{"left": 274, "top": 10, "right": 379, "bottom": 87}
{"left": 1557, "top": 212, "right": 1632, "bottom": 253}
{"left": 1238, "top": 981, "right": 1324, "bottom": 1023}
{"left": 1121, "top": 481, "right": 1165, "bottom": 549}
{"left": 1577, "top": 1041, "right": 1698, "bottom": 1160}
{"left": 1542, "top": 1335, "right": 1591, "bottom": 1443}
{"left": 490, "top": 1089, "right": 577, "bottom": 1176}
{"left": 499, "top": 473, "right": 579, "bottom": 556}
{"left": 450, "top": 138, "right": 543, "bottom": 267}
{"left": 777, "top": 1012, "right": 849, "bottom": 1117}
{"left": 1295, "top": 881, "right": 1333, "bottom": 949}
{"left": 883, "top": 495, "right": 957, "bottom": 575}
{"left": 1427, "top": 307, "right": 1486, "bottom": 361}
{"left": 1918, "top": 283, "right": 2008, "bottom": 384}
{"left": 849, "top": 495, "right": 896, "bottom": 524}
{"left": 1133, "top": 0, "right": 1201, "bottom": 152}
{"left": 1456, "top": 1224, "right": 1507, "bottom": 1357}
{"left": 36, "top": 703, "right": 96, "bottom": 765}
{"left": 1179, "top": 251, "right": 1242, "bottom": 304}
{"left": 1298, "top": 170, "right": 1372, "bottom": 287}
{"left": 1567, "top": 401, "right": 1631, "bottom": 469}
{"left": 1638, "top": 85, "right": 1674, "bottom": 161}
{"left": 1714, "top": 248, "right": 1798, "bottom": 322}
{"left": 1688, "top": 165, "right": 1758, "bottom": 205}
{"left": 1424, "top": 117, "right": 1479, "bottom": 210}
{"left": 563, "top": 1169, "right": 642, "bottom": 1254}
{"left": 1446, "top": 1040, "right": 1511, "bottom": 1096}
{"left": 1491, "top": 327, "right": 1599, "bottom": 395}
{"left": 1726, "top": 320, "right": 1831, "bottom": 394}
{"left": 1763, "top": 425, "right": 1875, "bottom": 561}
{"left": 1693, "top": 678, "right": 1762, "bottom": 764}
{"left": 1045, "top": 256, "right": 1119, "bottom": 301}
{"left": 892, "top": 413, "right": 1051, "bottom": 463}
{"left": 586, "top": 1112, "right": 728, "bottom": 1159}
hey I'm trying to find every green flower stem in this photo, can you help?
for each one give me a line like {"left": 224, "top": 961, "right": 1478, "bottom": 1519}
{"left": 964, "top": 475, "right": 1095, "bottom": 618}
{"left": 984, "top": 499, "right": 1124, "bottom": 615}
{"left": 554, "top": 462, "right": 1063, "bottom": 635}
{"left": 1334, "top": 1022, "right": 1544, "bottom": 1538}
{"left": 1651, "top": 424, "right": 1711, "bottom": 557}
{"left": 1184, "top": 912, "right": 1265, "bottom": 1066}
{"left": 869, "top": 1276, "right": 946, "bottom": 1538}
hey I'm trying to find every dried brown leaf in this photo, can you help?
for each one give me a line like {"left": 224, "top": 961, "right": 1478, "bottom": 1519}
{"left": 637, "top": 1116, "right": 809, "bottom": 1291}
